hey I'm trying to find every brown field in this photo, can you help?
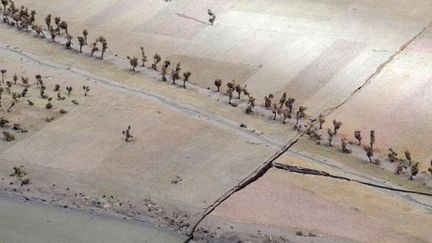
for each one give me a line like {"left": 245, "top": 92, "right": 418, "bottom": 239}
{"left": 1, "top": 0, "right": 432, "bottom": 242}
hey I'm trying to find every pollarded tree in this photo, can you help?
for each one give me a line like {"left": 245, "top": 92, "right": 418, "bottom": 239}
{"left": 354, "top": 130, "right": 362, "bottom": 145}
{"left": 285, "top": 97, "right": 295, "bottom": 114}
{"left": 370, "top": 130, "right": 375, "bottom": 150}
{"left": 0, "top": 69, "right": 6, "bottom": 83}
{"left": 77, "top": 36, "right": 86, "bottom": 53}
{"left": 83, "top": 29, "right": 88, "bottom": 43}
{"left": 364, "top": 145, "right": 374, "bottom": 163}
{"left": 54, "top": 16, "right": 61, "bottom": 33}
{"left": 281, "top": 108, "right": 291, "bottom": 124}
{"left": 318, "top": 114, "right": 325, "bottom": 129}
{"left": 90, "top": 42, "right": 98, "bottom": 57}
{"left": 227, "top": 87, "right": 234, "bottom": 105}
{"left": 295, "top": 106, "right": 307, "bottom": 129}
{"left": 333, "top": 120, "right": 342, "bottom": 135}
{"left": 99, "top": 36, "right": 108, "bottom": 59}
{"left": 410, "top": 163, "right": 419, "bottom": 180}
{"left": 245, "top": 96, "right": 255, "bottom": 114}
{"left": 214, "top": 79, "right": 222, "bottom": 92}
{"left": 44, "top": 14, "right": 51, "bottom": 29}
{"left": 272, "top": 103, "right": 280, "bottom": 120}
{"left": 21, "top": 76, "right": 29, "bottom": 87}
{"left": 264, "top": 94, "right": 273, "bottom": 108}
{"left": 242, "top": 86, "right": 250, "bottom": 98}
{"left": 404, "top": 149, "right": 412, "bottom": 167}
{"left": 387, "top": 148, "right": 398, "bottom": 162}
{"left": 13, "top": 74, "right": 18, "bottom": 85}
{"left": 341, "top": 138, "right": 352, "bottom": 153}
{"left": 161, "top": 60, "right": 170, "bottom": 81}
{"left": 82, "top": 85, "right": 90, "bottom": 96}
{"left": 127, "top": 56, "right": 138, "bottom": 71}
{"left": 31, "top": 25, "right": 46, "bottom": 38}
{"left": 235, "top": 84, "right": 242, "bottom": 99}
{"left": 65, "top": 35, "right": 73, "bottom": 49}
{"left": 152, "top": 54, "right": 161, "bottom": 70}
{"left": 122, "top": 125, "right": 133, "bottom": 142}
{"left": 59, "top": 20, "right": 68, "bottom": 35}
{"left": 171, "top": 69, "right": 179, "bottom": 85}
{"left": 35, "top": 74, "right": 43, "bottom": 86}
{"left": 140, "top": 47, "right": 147, "bottom": 67}
{"left": 49, "top": 25, "right": 56, "bottom": 41}
{"left": 279, "top": 92, "right": 287, "bottom": 109}
{"left": 182, "top": 71, "right": 191, "bottom": 88}
{"left": 327, "top": 128, "right": 334, "bottom": 146}
{"left": 2, "top": 0, "right": 8, "bottom": 14}
{"left": 66, "top": 86, "right": 73, "bottom": 95}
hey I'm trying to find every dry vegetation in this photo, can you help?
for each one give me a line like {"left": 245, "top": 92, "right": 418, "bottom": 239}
{"left": 1, "top": 0, "right": 431, "bottom": 184}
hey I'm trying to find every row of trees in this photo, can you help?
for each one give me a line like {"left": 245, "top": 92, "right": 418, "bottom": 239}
{"left": 1, "top": 1, "right": 108, "bottom": 59}
{"left": 127, "top": 49, "right": 192, "bottom": 88}
{"left": 2, "top": 1, "right": 431, "bottom": 182}
{"left": 212, "top": 77, "right": 431, "bottom": 181}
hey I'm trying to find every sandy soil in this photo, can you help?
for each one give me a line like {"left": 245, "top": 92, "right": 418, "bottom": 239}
{"left": 208, "top": 154, "right": 432, "bottom": 242}
{"left": 1, "top": 1, "right": 432, "bottom": 242}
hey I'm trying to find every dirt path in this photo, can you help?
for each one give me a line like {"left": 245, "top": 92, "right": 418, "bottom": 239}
{"left": 0, "top": 43, "right": 283, "bottom": 150}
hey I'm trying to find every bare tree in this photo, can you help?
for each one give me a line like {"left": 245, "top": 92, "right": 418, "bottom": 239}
{"left": 65, "top": 35, "right": 73, "bottom": 49}
{"left": 77, "top": 36, "right": 86, "bottom": 53}
{"left": 332, "top": 120, "right": 342, "bottom": 135}
{"left": 140, "top": 47, "right": 147, "bottom": 67}
{"left": 82, "top": 85, "right": 90, "bottom": 96}
{"left": 245, "top": 96, "right": 255, "bottom": 114}
{"left": 98, "top": 36, "right": 108, "bottom": 59}
{"left": 31, "top": 25, "right": 46, "bottom": 38}
{"left": 83, "top": 29, "right": 88, "bottom": 43}
{"left": 171, "top": 69, "right": 179, "bottom": 85}
{"left": 227, "top": 87, "right": 234, "bottom": 105}
{"left": 0, "top": 69, "right": 6, "bottom": 83}
{"left": 49, "top": 25, "right": 56, "bottom": 41}
{"left": 208, "top": 9, "right": 216, "bottom": 25}
{"left": 279, "top": 92, "right": 287, "bottom": 109}
{"left": 13, "top": 74, "right": 18, "bottom": 85}
{"left": 285, "top": 97, "right": 295, "bottom": 114}
{"left": 318, "top": 114, "right": 325, "bottom": 129}
{"left": 264, "top": 94, "right": 273, "bottom": 108}
{"left": 364, "top": 145, "right": 374, "bottom": 163}
{"left": 281, "top": 108, "right": 291, "bottom": 124}
{"left": 341, "top": 138, "right": 352, "bottom": 153}
{"left": 161, "top": 60, "right": 170, "bottom": 81}
{"left": 127, "top": 56, "right": 138, "bottom": 71}
{"left": 272, "top": 103, "right": 279, "bottom": 120}
{"left": 404, "top": 149, "right": 412, "bottom": 167}
{"left": 90, "top": 42, "right": 98, "bottom": 56}
{"left": 54, "top": 16, "right": 61, "bottom": 34}
{"left": 44, "top": 14, "right": 51, "bottom": 29}
{"left": 152, "top": 54, "right": 161, "bottom": 70}
{"left": 59, "top": 20, "right": 68, "bottom": 35}
{"left": 370, "top": 130, "right": 375, "bottom": 150}
{"left": 182, "top": 72, "right": 191, "bottom": 88}
{"left": 122, "top": 126, "right": 134, "bottom": 142}
{"left": 1, "top": 0, "right": 8, "bottom": 14}
{"left": 327, "top": 128, "right": 334, "bottom": 146}
{"left": 214, "top": 79, "right": 222, "bottom": 92}
{"left": 387, "top": 148, "right": 398, "bottom": 162}
{"left": 354, "top": 130, "right": 362, "bottom": 145}
{"left": 295, "top": 106, "right": 307, "bottom": 129}
{"left": 410, "top": 163, "right": 419, "bottom": 180}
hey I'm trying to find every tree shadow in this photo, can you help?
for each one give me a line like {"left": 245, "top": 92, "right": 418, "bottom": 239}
{"left": 176, "top": 13, "right": 210, "bottom": 25}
